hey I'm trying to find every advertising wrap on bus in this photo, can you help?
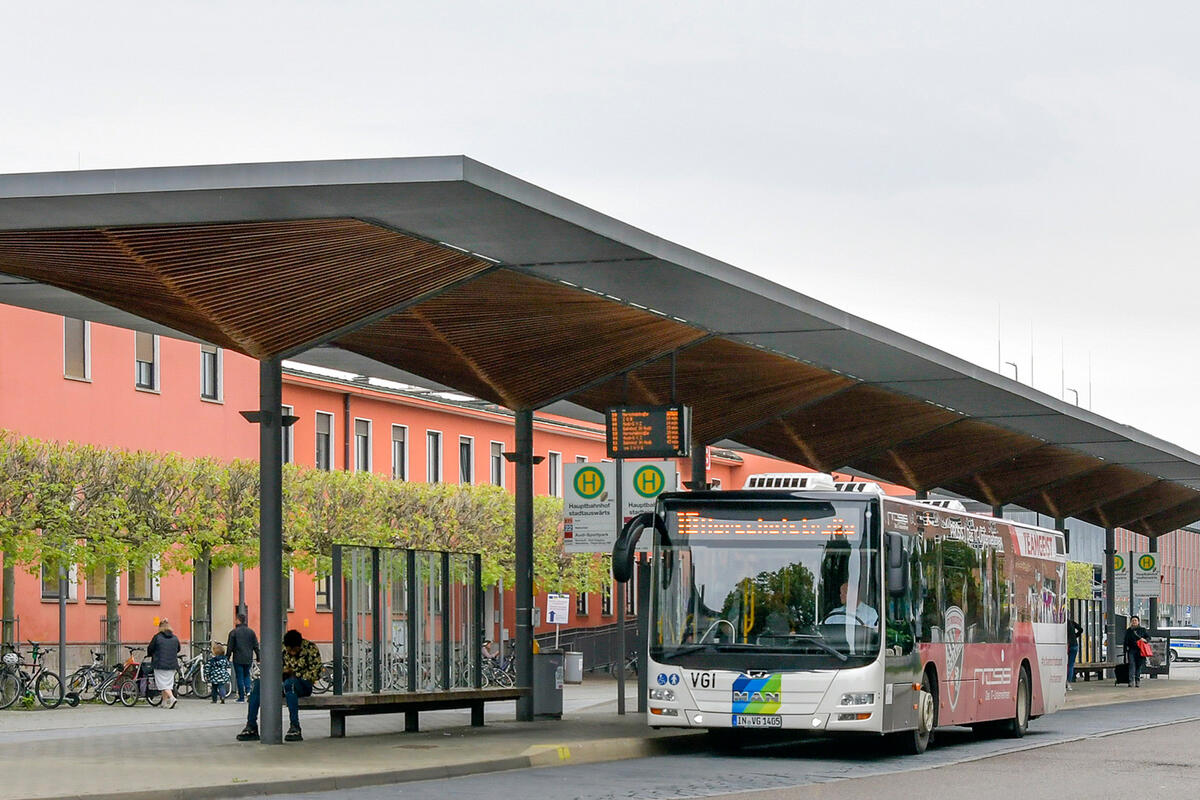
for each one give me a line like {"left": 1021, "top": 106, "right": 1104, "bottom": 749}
{"left": 616, "top": 476, "right": 1068, "bottom": 755}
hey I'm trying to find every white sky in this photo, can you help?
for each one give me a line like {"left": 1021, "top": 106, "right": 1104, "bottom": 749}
{"left": 4, "top": 2, "right": 1199, "bottom": 451}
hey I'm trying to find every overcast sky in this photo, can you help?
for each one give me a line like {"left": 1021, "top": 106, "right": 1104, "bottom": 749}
{"left": 4, "top": 2, "right": 1199, "bottom": 450}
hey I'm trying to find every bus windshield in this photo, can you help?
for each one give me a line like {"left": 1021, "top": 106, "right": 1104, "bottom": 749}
{"left": 652, "top": 499, "right": 879, "bottom": 670}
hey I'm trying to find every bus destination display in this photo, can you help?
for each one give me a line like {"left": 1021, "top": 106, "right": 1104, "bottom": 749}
{"left": 675, "top": 511, "right": 857, "bottom": 538}
{"left": 605, "top": 405, "right": 690, "bottom": 459}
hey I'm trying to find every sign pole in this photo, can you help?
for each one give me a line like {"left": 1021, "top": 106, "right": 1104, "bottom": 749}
{"left": 615, "top": 458, "right": 625, "bottom": 716}
{"left": 1129, "top": 550, "right": 1135, "bottom": 624}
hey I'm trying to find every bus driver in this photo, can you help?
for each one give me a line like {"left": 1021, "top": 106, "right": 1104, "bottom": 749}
{"left": 823, "top": 582, "right": 879, "bottom": 627}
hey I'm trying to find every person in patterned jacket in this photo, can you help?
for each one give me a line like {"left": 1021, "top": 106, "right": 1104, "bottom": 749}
{"left": 237, "top": 629, "right": 322, "bottom": 742}
{"left": 208, "top": 642, "right": 232, "bottom": 704}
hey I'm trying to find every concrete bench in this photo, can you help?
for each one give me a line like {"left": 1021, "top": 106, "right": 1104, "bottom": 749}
{"left": 1074, "top": 662, "right": 1116, "bottom": 681}
{"left": 298, "top": 688, "right": 528, "bottom": 738}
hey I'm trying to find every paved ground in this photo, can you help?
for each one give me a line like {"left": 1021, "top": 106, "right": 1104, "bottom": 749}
{"left": 2, "top": 665, "right": 1198, "bottom": 800}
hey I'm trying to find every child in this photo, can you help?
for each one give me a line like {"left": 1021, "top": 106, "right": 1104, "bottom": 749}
{"left": 208, "top": 642, "right": 232, "bottom": 704}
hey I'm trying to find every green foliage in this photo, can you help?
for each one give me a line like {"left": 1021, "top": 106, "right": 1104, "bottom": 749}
{"left": 0, "top": 430, "right": 605, "bottom": 595}
{"left": 1067, "top": 561, "right": 1093, "bottom": 600}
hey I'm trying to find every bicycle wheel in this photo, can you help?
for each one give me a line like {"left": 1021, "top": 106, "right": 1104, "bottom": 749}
{"left": 99, "top": 676, "right": 120, "bottom": 705}
{"left": 35, "top": 671, "right": 63, "bottom": 709}
{"left": 175, "top": 667, "right": 193, "bottom": 697}
{"left": 0, "top": 671, "right": 22, "bottom": 710}
{"left": 118, "top": 680, "right": 138, "bottom": 707}
{"left": 146, "top": 686, "right": 163, "bottom": 706}
{"left": 192, "top": 670, "right": 211, "bottom": 699}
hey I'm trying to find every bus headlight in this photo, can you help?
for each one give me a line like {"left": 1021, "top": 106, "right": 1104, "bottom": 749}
{"left": 649, "top": 688, "right": 676, "bottom": 702}
{"left": 840, "top": 692, "right": 875, "bottom": 706}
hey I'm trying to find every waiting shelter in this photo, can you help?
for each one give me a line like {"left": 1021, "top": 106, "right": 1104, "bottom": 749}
{"left": 3, "top": 156, "right": 1200, "bottom": 741}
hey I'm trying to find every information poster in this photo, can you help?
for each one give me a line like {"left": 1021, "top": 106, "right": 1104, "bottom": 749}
{"left": 563, "top": 462, "right": 617, "bottom": 552}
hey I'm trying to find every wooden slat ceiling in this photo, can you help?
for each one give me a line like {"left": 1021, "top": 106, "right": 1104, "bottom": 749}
{"left": 0, "top": 219, "right": 1197, "bottom": 534}
{"left": 0, "top": 220, "right": 493, "bottom": 360}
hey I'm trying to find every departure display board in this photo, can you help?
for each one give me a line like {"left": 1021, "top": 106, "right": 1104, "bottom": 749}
{"left": 674, "top": 510, "right": 858, "bottom": 538}
{"left": 605, "top": 405, "right": 690, "bottom": 459}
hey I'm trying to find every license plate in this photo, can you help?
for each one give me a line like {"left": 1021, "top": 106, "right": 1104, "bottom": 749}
{"left": 732, "top": 714, "right": 782, "bottom": 728}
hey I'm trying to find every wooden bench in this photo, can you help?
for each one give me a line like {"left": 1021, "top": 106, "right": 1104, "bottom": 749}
{"left": 1073, "top": 662, "right": 1116, "bottom": 681}
{"left": 298, "top": 688, "right": 528, "bottom": 738}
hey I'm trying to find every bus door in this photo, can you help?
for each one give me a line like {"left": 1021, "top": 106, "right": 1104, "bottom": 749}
{"left": 882, "top": 529, "right": 921, "bottom": 733}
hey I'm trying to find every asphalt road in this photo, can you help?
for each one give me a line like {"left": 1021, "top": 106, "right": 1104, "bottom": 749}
{"left": 277, "top": 691, "right": 1200, "bottom": 800}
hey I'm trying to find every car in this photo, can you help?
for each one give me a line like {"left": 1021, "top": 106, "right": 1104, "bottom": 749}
{"left": 1159, "top": 627, "right": 1200, "bottom": 662}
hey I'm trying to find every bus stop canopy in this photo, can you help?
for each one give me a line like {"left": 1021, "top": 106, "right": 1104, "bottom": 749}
{"left": 1, "top": 155, "right": 1199, "bottom": 536}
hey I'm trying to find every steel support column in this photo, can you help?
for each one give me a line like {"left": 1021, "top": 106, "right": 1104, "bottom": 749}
{"left": 1149, "top": 537, "right": 1159, "bottom": 632}
{"left": 514, "top": 410, "right": 535, "bottom": 721}
{"left": 1104, "top": 527, "right": 1116, "bottom": 670}
{"left": 685, "top": 436, "right": 707, "bottom": 490}
{"left": 58, "top": 567, "right": 67, "bottom": 685}
{"left": 636, "top": 556, "right": 650, "bottom": 713}
{"left": 992, "top": 504, "right": 1004, "bottom": 519}
{"left": 258, "top": 358, "right": 284, "bottom": 744}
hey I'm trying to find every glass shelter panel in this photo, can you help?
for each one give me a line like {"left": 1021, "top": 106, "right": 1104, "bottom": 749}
{"left": 448, "top": 553, "right": 479, "bottom": 689}
{"left": 342, "top": 546, "right": 374, "bottom": 694}
{"left": 380, "top": 548, "right": 407, "bottom": 691}
{"left": 413, "top": 551, "right": 446, "bottom": 691}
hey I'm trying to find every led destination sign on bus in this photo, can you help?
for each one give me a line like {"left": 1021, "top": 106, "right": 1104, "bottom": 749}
{"left": 676, "top": 511, "right": 858, "bottom": 538}
{"left": 605, "top": 405, "right": 690, "bottom": 459}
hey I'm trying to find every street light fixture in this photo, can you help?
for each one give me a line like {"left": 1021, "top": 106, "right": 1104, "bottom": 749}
{"left": 1003, "top": 361, "right": 1019, "bottom": 382}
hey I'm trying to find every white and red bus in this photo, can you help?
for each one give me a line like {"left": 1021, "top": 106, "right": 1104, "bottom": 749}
{"left": 612, "top": 473, "right": 1067, "bottom": 754}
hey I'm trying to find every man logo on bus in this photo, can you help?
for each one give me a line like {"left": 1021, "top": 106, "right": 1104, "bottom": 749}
{"left": 574, "top": 467, "right": 605, "bottom": 500}
{"left": 1139, "top": 554, "right": 1155, "bottom": 571}
{"left": 944, "top": 606, "right": 965, "bottom": 711}
{"left": 633, "top": 465, "right": 665, "bottom": 498}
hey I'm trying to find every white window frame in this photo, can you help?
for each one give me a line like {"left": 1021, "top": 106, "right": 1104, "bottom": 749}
{"left": 548, "top": 451, "right": 562, "bottom": 497}
{"left": 490, "top": 441, "right": 506, "bottom": 488}
{"left": 127, "top": 557, "right": 161, "bottom": 604}
{"left": 287, "top": 568, "right": 295, "bottom": 612}
{"left": 134, "top": 332, "right": 160, "bottom": 393}
{"left": 281, "top": 404, "right": 295, "bottom": 464}
{"left": 575, "top": 455, "right": 588, "bottom": 463}
{"left": 576, "top": 591, "right": 589, "bottom": 616}
{"left": 459, "top": 435, "right": 474, "bottom": 484}
{"left": 85, "top": 564, "right": 120, "bottom": 603}
{"left": 63, "top": 318, "right": 91, "bottom": 382}
{"left": 391, "top": 424, "right": 409, "bottom": 481}
{"left": 200, "top": 344, "right": 223, "bottom": 402}
{"left": 354, "top": 417, "right": 373, "bottom": 473}
{"left": 40, "top": 563, "right": 78, "bottom": 602}
{"left": 315, "top": 576, "right": 332, "bottom": 611}
{"left": 315, "top": 410, "right": 335, "bottom": 471}
{"left": 426, "top": 430, "right": 443, "bottom": 483}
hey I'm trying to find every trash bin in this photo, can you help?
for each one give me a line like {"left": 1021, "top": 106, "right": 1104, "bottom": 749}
{"left": 533, "top": 649, "right": 564, "bottom": 718}
{"left": 563, "top": 651, "right": 584, "bottom": 684}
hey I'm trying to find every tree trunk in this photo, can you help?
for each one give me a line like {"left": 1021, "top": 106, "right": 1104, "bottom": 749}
{"left": 2, "top": 555, "right": 14, "bottom": 648}
{"left": 105, "top": 567, "right": 119, "bottom": 666}
{"left": 193, "top": 548, "right": 211, "bottom": 651}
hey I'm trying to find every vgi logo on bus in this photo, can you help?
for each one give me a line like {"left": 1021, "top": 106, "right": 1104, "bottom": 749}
{"left": 944, "top": 606, "right": 965, "bottom": 711}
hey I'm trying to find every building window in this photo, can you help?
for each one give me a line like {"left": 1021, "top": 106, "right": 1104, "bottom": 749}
{"left": 315, "top": 576, "right": 331, "bottom": 611}
{"left": 200, "top": 344, "right": 222, "bottom": 401}
{"left": 286, "top": 569, "right": 295, "bottom": 612}
{"left": 548, "top": 452, "right": 562, "bottom": 497}
{"left": 576, "top": 592, "right": 589, "bottom": 616}
{"left": 134, "top": 331, "right": 159, "bottom": 391}
{"left": 601, "top": 580, "right": 613, "bottom": 616}
{"left": 427, "top": 431, "right": 442, "bottom": 482}
{"left": 626, "top": 569, "right": 637, "bottom": 615}
{"left": 128, "top": 559, "right": 159, "bottom": 603}
{"left": 490, "top": 442, "right": 505, "bottom": 487}
{"left": 459, "top": 436, "right": 474, "bottom": 484}
{"left": 391, "top": 425, "right": 407, "bottom": 480}
{"left": 41, "top": 563, "right": 77, "bottom": 601}
{"left": 63, "top": 317, "right": 90, "bottom": 380}
{"left": 576, "top": 455, "right": 588, "bottom": 463}
{"left": 315, "top": 412, "right": 333, "bottom": 470}
{"left": 85, "top": 564, "right": 111, "bottom": 602}
{"left": 281, "top": 405, "right": 295, "bottom": 464}
{"left": 354, "top": 419, "right": 372, "bottom": 472}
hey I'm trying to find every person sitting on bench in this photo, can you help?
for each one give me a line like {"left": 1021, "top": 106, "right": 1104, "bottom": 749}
{"left": 237, "top": 629, "right": 323, "bottom": 742}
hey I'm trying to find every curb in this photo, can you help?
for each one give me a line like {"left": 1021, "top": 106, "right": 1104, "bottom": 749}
{"left": 21, "top": 731, "right": 705, "bottom": 800}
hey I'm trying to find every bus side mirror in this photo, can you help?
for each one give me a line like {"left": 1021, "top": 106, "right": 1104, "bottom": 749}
{"left": 886, "top": 533, "right": 908, "bottom": 598}
{"left": 613, "top": 513, "right": 664, "bottom": 583}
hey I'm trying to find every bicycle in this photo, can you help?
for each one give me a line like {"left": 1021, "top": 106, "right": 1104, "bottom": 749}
{"left": 100, "top": 646, "right": 160, "bottom": 707}
{"left": 0, "top": 642, "right": 65, "bottom": 709}
{"left": 66, "top": 650, "right": 112, "bottom": 703}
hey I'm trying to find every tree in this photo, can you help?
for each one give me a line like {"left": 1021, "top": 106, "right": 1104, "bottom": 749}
{"left": 0, "top": 432, "right": 43, "bottom": 647}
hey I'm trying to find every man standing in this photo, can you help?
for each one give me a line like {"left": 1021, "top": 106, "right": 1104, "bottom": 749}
{"left": 237, "top": 629, "right": 322, "bottom": 742}
{"left": 226, "top": 613, "right": 260, "bottom": 703}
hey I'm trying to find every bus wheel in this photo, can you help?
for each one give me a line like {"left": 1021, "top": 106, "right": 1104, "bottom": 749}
{"left": 891, "top": 671, "right": 936, "bottom": 755}
{"left": 1169, "top": 650, "right": 1177, "bottom": 663}
{"left": 1003, "top": 667, "right": 1031, "bottom": 739}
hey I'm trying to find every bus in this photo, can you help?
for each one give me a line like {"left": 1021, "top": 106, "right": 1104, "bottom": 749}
{"left": 612, "top": 473, "right": 1067, "bottom": 754}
